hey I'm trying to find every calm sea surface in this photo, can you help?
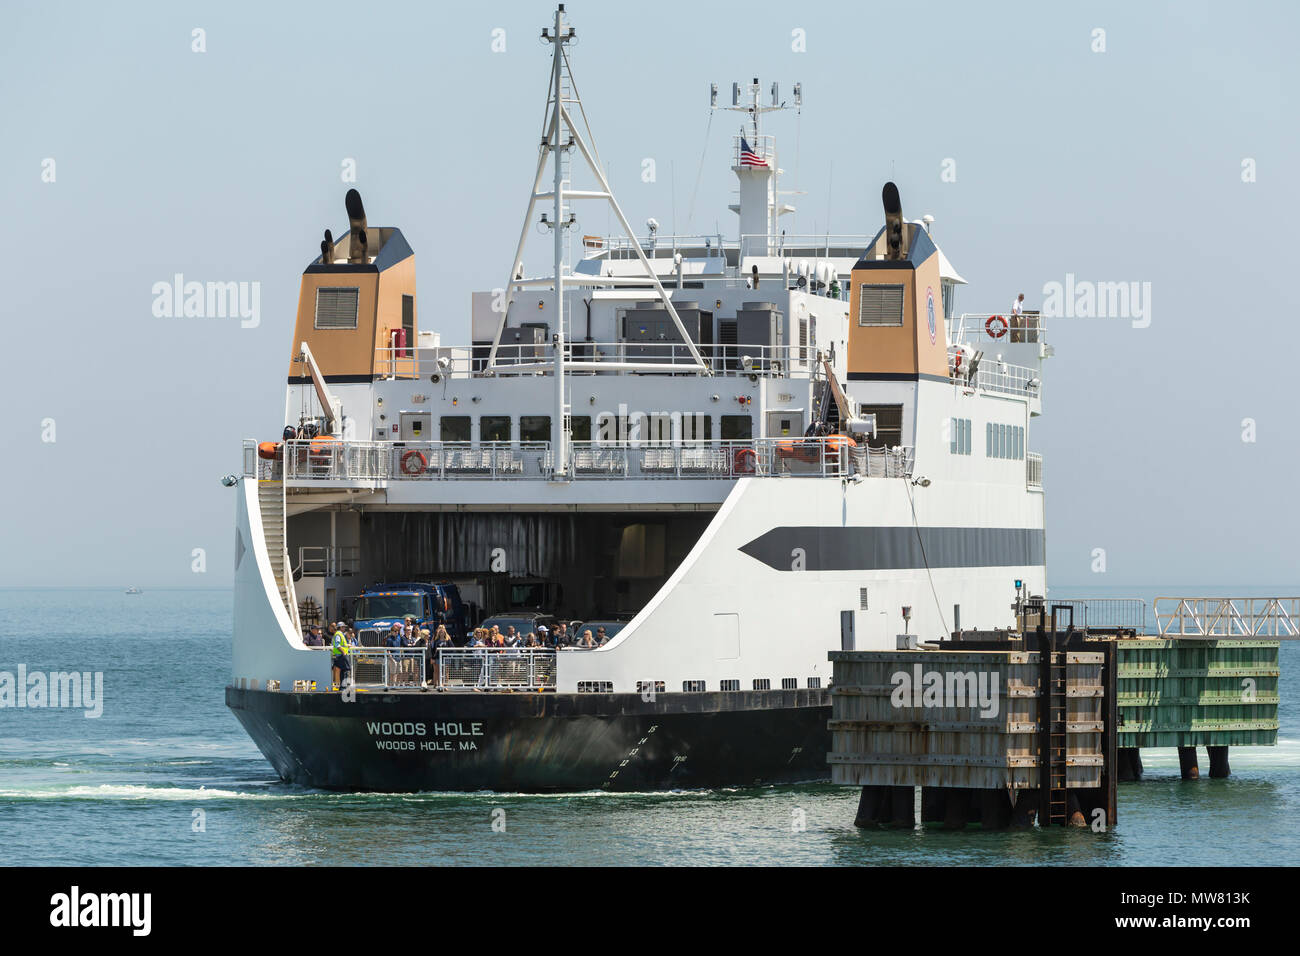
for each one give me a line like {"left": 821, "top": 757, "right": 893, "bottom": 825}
{"left": 1, "top": 587, "right": 1296, "bottom": 866}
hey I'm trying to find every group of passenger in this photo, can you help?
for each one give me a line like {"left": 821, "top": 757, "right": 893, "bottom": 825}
{"left": 466, "top": 623, "right": 609, "bottom": 649}
{"left": 302, "top": 619, "right": 611, "bottom": 651}
{"left": 301, "top": 617, "right": 611, "bottom": 691}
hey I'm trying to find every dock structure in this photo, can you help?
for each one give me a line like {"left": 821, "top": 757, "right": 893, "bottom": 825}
{"left": 830, "top": 598, "right": 1288, "bottom": 828}
{"left": 1116, "top": 637, "right": 1280, "bottom": 781}
{"left": 829, "top": 621, "right": 1117, "bottom": 829}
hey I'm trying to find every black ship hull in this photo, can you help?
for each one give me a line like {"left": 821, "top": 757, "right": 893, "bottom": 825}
{"left": 226, "top": 686, "right": 832, "bottom": 792}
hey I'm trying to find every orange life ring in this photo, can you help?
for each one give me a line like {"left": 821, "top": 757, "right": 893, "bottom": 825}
{"left": 733, "top": 447, "right": 757, "bottom": 474}
{"left": 400, "top": 449, "right": 428, "bottom": 475}
{"left": 306, "top": 436, "right": 340, "bottom": 466}
{"left": 986, "top": 315, "right": 1008, "bottom": 339}
{"left": 257, "top": 441, "right": 281, "bottom": 461}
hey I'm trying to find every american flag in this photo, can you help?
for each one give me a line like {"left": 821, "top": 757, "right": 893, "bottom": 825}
{"left": 739, "top": 136, "right": 768, "bottom": 168}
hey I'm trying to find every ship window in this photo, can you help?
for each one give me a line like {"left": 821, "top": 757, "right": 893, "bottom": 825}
{"left": 859, "top": 404, "right": 902, "bottom": 449}
{"left": 782, "top": 678, "right": 797, "bottom": 690}
{"left": 635, "top": 680, "right": 665, "bottom": 695}
{"left": 682, "top": 680, "right": 706, "bottom": 693}
{"left": 858, "top": 283, "right": 904, "bottom": 327}
{"left": 985, "top": 424, "right": 1025, "bottom": 460}
{"left": 721, "top": 415, "right": 752, "bottom": 440}
{"left": 314, "top": 287, "right": 359, "bottom": 329}
{"left": 440, "top": 416, "right": 471, "bottom": 442}
{"left": 720, "top": 679, "right": 740, "bottom": 691}
{"left": 680, "top": 412, "right": 712, "bottom": 442}
{"left": 520, "top": 416, "right": 550, "bottom": 443}
{"left": 753, "top": 678, "right": 771, "bottom": 691}
{"left": 577, "top": 681, "right": 613, "bottom": 693}
{"left": 570, "top": 416, "right": 592, "bottom": 442}
{"left": 807, "top": 677, "right": 822, "bottom": 689}
{"left": 481, "top": 416, "right": 511, "bottom": 443}
{"left": 860, "top": 587, "right": 870, "bottom": 610}
{"left": 594, "top": 412, "right": 679, "bottom": 445}
{"left": 597, "top": 412, "right": 656, "bottom": 444}
{"left": 950, "top": 418, "right": 971, "bottom": 455}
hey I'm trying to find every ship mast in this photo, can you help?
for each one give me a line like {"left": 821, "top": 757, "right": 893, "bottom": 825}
{"left": 549, "top": 3, "right": 568, "bottom": 474}
{"left": 715, "top": 78, "right": 800, "bottom": 254}
{"left": 486, "top": 4, "right": 710, "bottom": 476}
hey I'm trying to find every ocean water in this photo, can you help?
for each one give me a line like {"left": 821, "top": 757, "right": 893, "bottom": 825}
{"left": 0, "top": 587, "right": 1296, "bottom": 866}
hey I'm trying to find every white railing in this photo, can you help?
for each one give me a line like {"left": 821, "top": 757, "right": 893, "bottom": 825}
{"left": 570, "top": 438, "right": 855, "bottom": 479}
{"left": 595, "top": 234, "right": 728, "bottom": 258}
{"left": 949, "top": 312, "right": 1047, "bottom": 347}
{"left": 382, "top": 442, "right": 554, "bottom": 480}
{"left": 295, "top": 546, "right": 359, "bottom": 576}
{"left": 947, "top": 347, "right": 1040, "bottom": 399}
{"left": 346, "top": 647, "right": 428, "bottom": 688}
{"left": 732, "top": 133, "right": 776, "bottom": 169}
{"left": 244, "top": 438, "right": 914, "bottom": 483}
{"left": 375, "top": 343, "right": 815, "bottom": 379}
{"left": 972, "top": 361, "right": 1041, "bottom": 399}
{"left": 1026, "top": 452, "right": 1043, "bottom": 489}
{"left": 1155, "top": 598, "right": 1300, "bottom": 639}
{"left": 739, "top": 233, "right": 873, "bottom": 260}
{"left": 437, "top": 648, "right": 557, "bottom": 690}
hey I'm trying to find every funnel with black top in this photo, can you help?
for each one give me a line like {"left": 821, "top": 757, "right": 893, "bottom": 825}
{"left": 345, "top": 188, "right": 368, "bottom": 264}
{"left": 882, "top": 182, "right": 904, "bottom": 260}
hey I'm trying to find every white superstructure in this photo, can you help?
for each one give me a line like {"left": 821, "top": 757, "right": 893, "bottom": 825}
{"left": 230, "top": 4, "right": 1048, "bottom": 701}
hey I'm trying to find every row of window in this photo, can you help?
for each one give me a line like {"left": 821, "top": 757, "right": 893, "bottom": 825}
{"left": 988, "top": 423, "right": 1025, "bottom": 460}
{"left": 576, "top": 678, "right": 823, "bottom": 693}
{"left": 424, "top": 414, "right": 753, "bottom": 443}
{"left": 949, "top": 418, "right": 1026, "bottom": 460}
{"left": 949, "top": 418, "right": 973, "bottom": 456}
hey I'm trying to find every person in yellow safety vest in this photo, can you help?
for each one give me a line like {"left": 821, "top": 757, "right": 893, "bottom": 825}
{"left": 330, "top": 623, "right": 352, "bottom": 691}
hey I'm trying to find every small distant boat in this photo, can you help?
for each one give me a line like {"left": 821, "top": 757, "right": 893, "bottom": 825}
{"left": 125, "top": 587, "right": 143, "bottom": 595}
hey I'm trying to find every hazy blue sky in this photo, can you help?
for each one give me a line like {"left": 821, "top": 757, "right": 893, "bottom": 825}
{"left": 1, "top": 0, "right": 1296, "bottom": 589}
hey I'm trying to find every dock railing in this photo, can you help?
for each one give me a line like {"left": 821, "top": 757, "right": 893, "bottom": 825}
{"left": 1155, "top": 597, "right": 1300, "bottom": 639}
{"left": 1035, "top": 598, "right": 1146, "bottom": 632}
{"left": 437, "top": 648, "right": 557, "bottom": 690}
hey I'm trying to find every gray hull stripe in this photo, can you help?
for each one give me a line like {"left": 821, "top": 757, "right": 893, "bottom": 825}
{"left": 739, "top": 526, "right": 1045, "bottom": 571}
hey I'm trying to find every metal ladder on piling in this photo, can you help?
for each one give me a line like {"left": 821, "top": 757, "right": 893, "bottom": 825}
{"left": 1045, "top": 641, "right": 1069, "bottom": 825}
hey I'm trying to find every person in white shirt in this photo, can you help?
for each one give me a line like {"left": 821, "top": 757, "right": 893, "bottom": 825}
{"left": 1012, "top": 293, "right": 1025, "bottom": 316}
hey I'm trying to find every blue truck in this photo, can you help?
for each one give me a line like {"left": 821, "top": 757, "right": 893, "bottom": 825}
{"left": 350, "top": 582, "right": 468, "bottom": 645}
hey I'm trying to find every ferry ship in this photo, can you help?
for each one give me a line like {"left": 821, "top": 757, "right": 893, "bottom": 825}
{"left": 226, "top": 5, "right": 1048, "bottom": 792}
